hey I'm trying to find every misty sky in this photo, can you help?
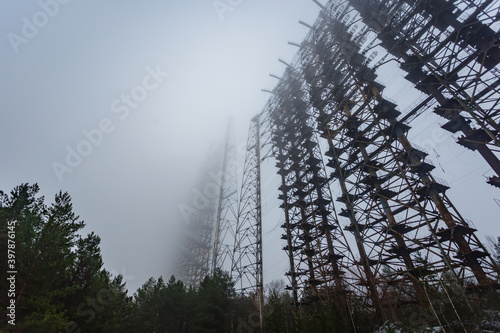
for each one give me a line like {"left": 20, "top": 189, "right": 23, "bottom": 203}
{"left": 1, "top": 0, "right": 499, "bottom": 295}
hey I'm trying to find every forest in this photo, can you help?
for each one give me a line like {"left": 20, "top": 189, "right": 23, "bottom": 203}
{"left": 1, "top": 184, "right": 499, "bottom": 332}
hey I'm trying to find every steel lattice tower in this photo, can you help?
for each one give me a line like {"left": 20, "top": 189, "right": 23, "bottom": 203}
{"left": 262, "top": 68, "right": 356, "bottom": 320}
{"left": 175, "top": 151, "right": 220, "bottom": 287}
{"left": 177, "top": 120, "right": 265, "bottom": 300}
{"left": 343, "top": 0, "right": 500, "bottom": 188}
{"left": 212, "top": 123, "right": 239, "bottom": 274}
{"left": 260, "top": 0, "right": 500, "bottom": 323}
{"left": 232, "top": 114, "right": 265, "bottom": 326}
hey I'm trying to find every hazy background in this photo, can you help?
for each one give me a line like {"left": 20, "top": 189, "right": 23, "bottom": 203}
{"left": 1, "top": 0, "right": 498, "bottom": 295}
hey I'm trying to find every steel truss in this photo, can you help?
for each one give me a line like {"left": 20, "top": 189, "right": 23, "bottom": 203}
{"left": 175, "top": 153, "right": 220, "bottom": 287}
{"left": 208, "top": 120, "right": 266, "bottom": 303}
{"left": 232, "top": 115, "right": 265, "bottom": 324}
{"left": 262, "top": 69, "right": 356, "bottom": 320}
{"left": 343, "top": 0, "right": 500, "bottom": 187}
{"left": 212, "top": 123, "right": 239, "bottom": 274}
{"left": 260, "top": 0, "right": 500, "bottom": 322}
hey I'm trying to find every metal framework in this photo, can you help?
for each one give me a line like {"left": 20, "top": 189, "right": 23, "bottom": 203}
{"left": 212, "top": 123, "right": 239, "bottom": 274}
{"left": 174, "top": 152, "right": 220, "bottom": 287}
{"left": 344, "top": 0, "right": 500, "bottom": 187}
{"left": 176, "top": 120, "right": 265, "bottom": 302}
{"left": 177, "top": 1, "right": 500, "bottom": 328}
{"left": 232, "top": 115, "right": 265, "bottom": 325}
{"left": 259, "top": 0, "right": 500, "bottom": 324}
{"left": 263, "top": 68, "right": 355, "bottom": 319}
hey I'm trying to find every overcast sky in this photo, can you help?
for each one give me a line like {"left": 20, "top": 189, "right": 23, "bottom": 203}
{"left": 1, "top": 0, "right": 499, "bottom": 295}
{"left": 0, "top": 0, "right": 325, "bottom": 293}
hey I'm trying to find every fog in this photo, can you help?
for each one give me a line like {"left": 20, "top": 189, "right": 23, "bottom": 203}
{"left": 1, "top": 0, "right": 498, "bottom": 296}
{"left": 0, "top": 0, "right": 324, "bottom": 293}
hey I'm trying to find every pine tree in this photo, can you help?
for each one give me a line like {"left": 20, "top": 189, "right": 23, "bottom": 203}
{"left": 191, "top": 269, "right": 236, "bottom": 333}
{"left": 0, "top": 184, "right": 132, "bottom": 332}
{"left": 161, "top": 275, "right": 188, "bottom": 331}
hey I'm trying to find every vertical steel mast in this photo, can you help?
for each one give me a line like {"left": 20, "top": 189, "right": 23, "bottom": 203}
{"left": 212, "top": 122, "right": 239, "bottom": 274}
{"left": 174, "top": 150, "right": 221, "bottom": 287}
{"left": 262, "top": 68, "right": 354, "bottom": 317}
{"left": 232, "top": 114, "right": 264, "bottom": 328}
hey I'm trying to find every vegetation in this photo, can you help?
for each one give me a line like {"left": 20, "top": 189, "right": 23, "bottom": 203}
{"left": 0, "top": 184, "right": 131, "bottom": 332}
{"left": 0, "top": 184, "right": 268, "bottom": 332}
{"left": 1, "top": 184, "right": 499, "bottom": 332}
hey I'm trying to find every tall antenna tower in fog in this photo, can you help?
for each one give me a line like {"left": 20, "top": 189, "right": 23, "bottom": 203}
{"left": 212, "top": 122, "right": 239, "bottom": 274}
{"left": 258, "top": 0, "right": 500, "bottom": 325}
{"left": 176, "top": 120, "right": 265, "bottom": 305}
{"left": 232, "top": 115, "right": 264, "bottom": 324}
{"left": 179, "top": 0, "right": 500, "bottom": 328}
